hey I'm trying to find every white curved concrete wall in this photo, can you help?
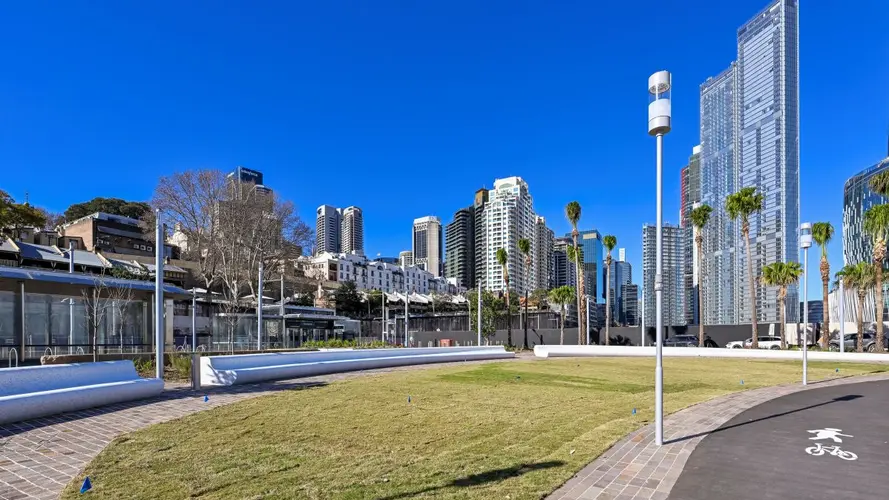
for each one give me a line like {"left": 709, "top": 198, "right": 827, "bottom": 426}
{"left": 201, "top": 347, "right": 514, "bottom": 386}
{"left": 533, "top": 345, "right": 889, "bottom": 363}
{"left": 0, "top": 361, "right": 164, "bottom": 426}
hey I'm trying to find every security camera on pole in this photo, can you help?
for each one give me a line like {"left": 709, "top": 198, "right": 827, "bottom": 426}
{"left": 648, "top": 70, "right": 671, "bottom": 446}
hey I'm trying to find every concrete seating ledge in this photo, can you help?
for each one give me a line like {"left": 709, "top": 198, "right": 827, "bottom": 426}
{"left": 200, "top": 346, "right": 515, "bottom": 386}
{"left": 534, "top": 345, "right": 889, "bottom": 363}
{"left": 0, "top": 361, "right": 164, "bottom": 426}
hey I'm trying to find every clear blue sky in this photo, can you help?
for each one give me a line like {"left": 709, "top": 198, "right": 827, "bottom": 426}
{"left": 2, "top": 1, "right": 888, "bottom": 298}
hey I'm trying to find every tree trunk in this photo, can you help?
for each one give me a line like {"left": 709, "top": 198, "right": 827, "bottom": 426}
{"left": 779, "top": 288, "right": 786, "bottom": 350}
{"left": 819, "top": 257, "right": 830, "bottom": 349}
{"left": 572, "top": 232, "right": 584, "bottom": 345}
{"left": 875, "top": 243, "right": 885, "bottom": 353}
{"left": 857, "top": 291, "right": 865, "bottom": 353}
{"left": 605, "top": 257, "right": 611, "bottom": 346}
{"left": 560, "top": 308, "right": 565, "bottom": 345}
{"left": 505, "top": 279, "right": 512, "bottom": 347}
{"left": 523, "top": 290, "right": 529, "bottom": 350}
{"left": 697, "top": 235, "right": 705, "bottom": 347}
{"left": 744, "top": 226, "right": 759, "bottom": 348}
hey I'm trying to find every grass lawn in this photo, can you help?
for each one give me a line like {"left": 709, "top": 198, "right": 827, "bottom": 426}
{"left": 62, "top": 358, "right": 888, "bottom": 499}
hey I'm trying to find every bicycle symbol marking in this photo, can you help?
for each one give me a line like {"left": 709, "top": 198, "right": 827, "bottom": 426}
{"left": 805, "top": 442, "right": 858, "bottom": 461}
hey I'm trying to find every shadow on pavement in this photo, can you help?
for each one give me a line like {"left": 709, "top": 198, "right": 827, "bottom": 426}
{"left": 665, "top": 394, "right": 863, "bottom": 445}
{"left": 375, "top": 460, "right": 566, "bottom": 500}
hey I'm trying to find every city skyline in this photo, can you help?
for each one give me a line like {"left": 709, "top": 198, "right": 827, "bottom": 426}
{"left": 1, "top": 1, "right": 887, "bottom": 298}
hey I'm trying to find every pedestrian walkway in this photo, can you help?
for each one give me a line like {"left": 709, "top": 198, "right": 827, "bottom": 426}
{"left": 0, "top": 359, "right": 513, "bottom": 500}
{"left": 546, "top": 372, "right": 889, "bottom": 500}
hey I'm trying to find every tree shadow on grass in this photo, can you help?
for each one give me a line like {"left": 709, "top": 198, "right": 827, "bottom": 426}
{"left": 376, "top": 460, "right": 566, "bottom": 500}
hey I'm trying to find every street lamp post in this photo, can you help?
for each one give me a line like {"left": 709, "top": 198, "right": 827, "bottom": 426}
{"left": 257, "top": 262, "right": 264, "bottom": 351}
{"left": 641, "top": 280, "right": 645, "bottom": 347}
{"left": 648, "top": 70, "right": 672, "bottom": 446}
{"left": 800, "top": 223, "right": 812, "bottom": 385}
{"left": 477, "top": 279, "right": 482, "bottom": 346}
{"left": 586, "top": 295, "right": 591, "bottom": 345}
{"left": 839, "top": 280, "right": 845, "bottom": 353}
{"left": 154, "top": 210, "right": 165, "bottom": 380}
{"left": 191, "top": 291, "right": 197, "bottom": 353}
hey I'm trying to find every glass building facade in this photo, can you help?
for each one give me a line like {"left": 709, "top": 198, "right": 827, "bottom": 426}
{"left": 843, "top": 157, "right": 889, "bottom": 266}
{"left": 642, "top": 224, "right": 687, "bottom": 327}
{"left": 570, "top": 229, "right": 604, "bottom": 304}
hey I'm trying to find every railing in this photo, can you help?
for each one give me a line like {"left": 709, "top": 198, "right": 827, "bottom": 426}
{"left": 44, "top": 347, "right": 54, "bottom": 357}
{"left": 8, "top": 348, "right": 18, "bottom": 368}
{"left": 76, "top": 347, "right": 85, "bottom": 355}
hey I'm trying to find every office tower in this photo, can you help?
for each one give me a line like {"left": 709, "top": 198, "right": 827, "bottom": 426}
{"left": 609, "top": 259, "right": 632, "bottom": 324}
{"left": 484, "top": 177, "right": 537, "bottom": 295}
{"left": 680, "top": 146, "right": 702, "bottom": 324}
{"left": 698, "top": 0, "right": 800, "bottom": 325}
{"left": 413, "top": 216, "right": 442, "bottom": 277}
{"left": 473, "top": 189, "right": 489, "bottom": 289}
{"left": 844, "top": 156, "right": 889, "bottom": 266}
{"left": 642, "top": 224, "right": 687, "bottom": 327}
{"left": 618, "top": 248, "right": 626, "bottom": 262}
{"left": 341, "top": 206, "right": 364, "bottom": 255}
{"left": 535, "top": 216, "right": 554, "bottom": 290}
{"left": 316, "top": 205, "right": 342, "bottom": 255}
{"left": 621, "top": 283, "right": 639, "bottom": 326}
{"left": 399, "top": 250, "right": 413, "bottom": 268}
{"left": 445, "top": 207, "right": 474, "bottom": 288}
{"left": 568, "top": 229, "right": 603, "bottom": 303}
{"left": 552, "top": 237, "right": 576, "bottom": 288}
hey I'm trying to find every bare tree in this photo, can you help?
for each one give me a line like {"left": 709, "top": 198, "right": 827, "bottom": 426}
{"left": 107, "top": 283, "right": 135, "bottom": 355}
{"left": 81, "top": 277, "right": 131, "bottom": 362}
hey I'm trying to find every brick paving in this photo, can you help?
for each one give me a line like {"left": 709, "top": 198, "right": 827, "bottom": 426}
{"left": 546, "top": 372, "right": 889, "bottom": 500}
{"left": 0, "top": 358, "right": 514, "bottom": 500}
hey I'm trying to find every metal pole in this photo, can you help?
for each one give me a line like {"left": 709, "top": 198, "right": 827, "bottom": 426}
{"left": 154, "top": 210, "right": 164, "bottom": 380}
{"left": 68, "top": 241, "right": 74, "bottom": 273}
{"left": 802, "top": 247, "right": 808, "bottom": 385}
{"left": 405, "top": 290, "right": 410, "bottom": 347}
{"left": 586, "top": 295, "right": 591, "bottom": 345}
{"left": 280, "top": 274, "right": 285, "bottom": 348}
{"left": 641, "top": 281, "right": 646, "bottom": 347}
{"left": 477, "top": 280, "right": 482, "bottom": 346}
{"left": 382, "top": 291, "right": 387, "bottom": 343}
{"left": 191, "top": 291, "right": 197, "bottom": 353}
{"left": 68, "top": 299, "right": 74, "bottom": 355}
{"left": 655, "top": 132, "right": 665, "bottom": 446}
{"left": 839, "top": 280, "right": 845, "bottom": 353}
{"left": 257, "top": 262, "right": 264, "bottom": 351}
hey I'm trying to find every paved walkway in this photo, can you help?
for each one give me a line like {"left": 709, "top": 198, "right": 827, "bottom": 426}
{"left": 546, "top": 372, "right": 889, "bottom": 500}
{"left": 0, "top": 359, "right": 513, "bottom": 500}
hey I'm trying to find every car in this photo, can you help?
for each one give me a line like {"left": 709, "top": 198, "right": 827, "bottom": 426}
{"left": 829, "top": 332, "right": 887, "bottom": 352}
{"left": 664, "top": 334, "right": 698, "bottom": 347}
{"left": 725, "top": 339, "right": 747, "bottom": 349}
{"left": 726, "top": 336, "right": 783, "bottom": 349}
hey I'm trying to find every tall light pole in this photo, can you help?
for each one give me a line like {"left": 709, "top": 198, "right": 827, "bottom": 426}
{"left": 839, "top": 280, "right": 845, "bottom": 353}
{"left": 68, "top": 241, "right": 75, "bottom": 355}
{"left": 191, "top": 290, "right": 197, "bottom": 353}
{"left": 154, "top": 210, "right": 165, "bottom": 380}
{"left": 585, "top": 295, "right": 591, "bottom": 345}
{"left": 477, "top": 279, "right": 482, "bottom": 346}
{"left": 257, "top": 262, "right": 264, "bottom": 351}
{"left": 641, "top": 280, "right": 645, "bottom": 347}
{"left": 648, "top": 70, "right": 671, "bottom": 446}
{"left": 800, "top": 222, "right": 812, "bottom": 385}
{"left": 280, "top": 274, "right": 286, "bottom": 348}
{"left": 405, "top": 288, "right": 410, "bottom": 347}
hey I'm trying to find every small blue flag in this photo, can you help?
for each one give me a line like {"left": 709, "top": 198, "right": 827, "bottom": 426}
{"left": 740, "top": 380, "right": 744, "bottom": 385}
{"left": 836, "top": 368, "right": 839, "bottom": 373}
{"left": 407, "top": 395, "right": 411, "bottom": 403}
{"left": 203, "top": 395, "right": 209, "bottom": 402}
{"left": 80, "top": 477, "right": 92, "bottom": 493}
{"left": 632, "top": 408, "right": 637, "bottom": 416}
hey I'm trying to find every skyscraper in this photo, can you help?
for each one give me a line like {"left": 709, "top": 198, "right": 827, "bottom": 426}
{"left": 473, "top": 188, "right": 489, "bottom": 289}
{"left": 643, "top": 224, "right": 687, "bottom": 327}
{"left": 413, "top": 216, "right": 442, "bottom": 277}
{"left": 609, "top": 258, "right": 632, "bottom": 324}
{"left": 621, "top": 283, "right": 639, "bottom": 326}
{"left": 568, "top": 229, "right": 603, "bottom": 303}
{"left": 535, "top": 216, "right": 554, "bottom": 291}
{"left": 552, "top": 237, "right": 576, "bottom": 289}
{"left": 316, "top": 205, "right": 342, "bottom": 255}
{"left": 399, "top": 250, "right": 413, "bottom": 268}
{"left": 445, "top": 207, "right": 474, "bottom": 288}
{"left": 680, "top": 146, "right": 702, "bottom": 325}
{"left": 341, "top": 206, "right": 364, "bottom": 255}
{"left": 484, "top": 177, "right": 537, "bottom": 295}
{"left": 698, "top": 0, "right": 799, "bottom": 325}
{"left": 844, "top": 156, "right": 889, "bottom": 266}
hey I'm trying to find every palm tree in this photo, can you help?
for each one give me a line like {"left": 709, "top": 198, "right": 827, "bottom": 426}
{"left": 812, "top": 222, "right": 834, "bottom": 349}
{"left": 689, "top": 204, "right": 713, "bottom": 347}
{"left": 496, "top": 247, "right": 512, "bottom": 347}
{"left": 726, "top": 187, "right": 764, "bottom": 348}
{"left": 761, "top": 262, "right": 803, "bottom": 349}
{"left": 565, "top": 201, "right": 586, "bottom": 344}
{"left": 836, "top": 263, "right": 875, "bottom": 352}
{"left": 863, "top": 204, "right": 889, "bottom": 353}
{"left": 602, "top": 235, "right": 617, "bottom": 346}
{"left": 518, "top": 238, "right": 532, "bottom": 350}
{"left": 548, "top": 286, "right": 575, "bottom": 345}
{"left": 566, "top": 244, "right": 583, "bottom": 339}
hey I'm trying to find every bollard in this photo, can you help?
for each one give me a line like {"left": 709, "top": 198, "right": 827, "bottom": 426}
{"left": 191, "top": 352, "right": 201, "bottom": 390}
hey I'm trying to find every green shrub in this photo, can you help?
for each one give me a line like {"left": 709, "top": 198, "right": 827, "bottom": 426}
{"left": 133, "top": 357, "right": 155, "bottom": 377}
{"left": 302, "top": 339, "right": 394, "bottom": 349}
{"left": 168, "top": 354, "right": 193, "bottom": 380}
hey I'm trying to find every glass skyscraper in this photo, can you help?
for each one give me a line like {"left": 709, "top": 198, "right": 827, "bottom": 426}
{"left": 844, "top": 157, "right": 889, "bottom": 266}
{"left": 699, "top": 0, "right": 799, "bottom": 325}
{"left": 567, "top": 229, "right": 603, "bottom": 304}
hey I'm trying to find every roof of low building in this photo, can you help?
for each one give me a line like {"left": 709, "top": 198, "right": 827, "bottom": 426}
{"left": 0, "top": 266, "right": 191, "bottom": 297}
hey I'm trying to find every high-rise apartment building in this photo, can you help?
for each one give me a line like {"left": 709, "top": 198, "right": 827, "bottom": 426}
{"left": 316, "top": 205, "right": 342, "bottom": 255}
{"left": 484, "top": 177, "right": 537, "bottom": 295}
{"left": 413, "top": 216, "right": 442, "bottom": 277}
{"left": 473, "top": 189, "right": 489, "bottom": 289}
{"left": 609, "top": 259, "right": 632, "bottom": 325}
{"left": 341, "top": 206, "right": 364, "bottom": 255}
{"left": 680, "top": 146, "right": 702, "bottom": 325}
{"left": 642, "top": 224, "right": 687, "bottom": 327}
{"left": 399, "top": 250, "right": 413, "bottom": 268}
{"left": 568, "top": 229, "right": 603, "bottom": 303}
{"left": 445, "top": 207, "right": 474, "bottom": 288}
{"left": 535, "top": 216, "right": 554, "bottom": 291}
{"left": 698, "top": 0, "right": 799, "bottom": 325}
{"left": 621, "top": 283, "right": 639, "bottom": 326}
{"left": 552, "top": 237, "right": 576, "bottom": 289}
